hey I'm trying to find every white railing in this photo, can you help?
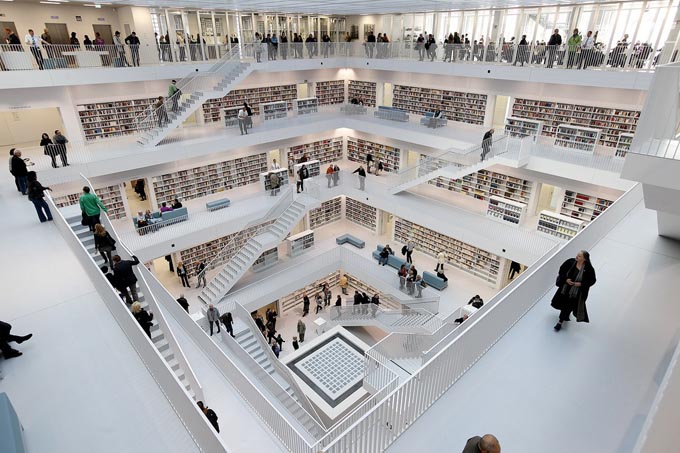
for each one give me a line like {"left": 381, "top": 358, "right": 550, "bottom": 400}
{"left": 44, "top": 189, "right": 225, "bottom": 452}
{"left": 327, "top": 305, "right": 442, "bottom": 334}
{"left": 320, "top": 183, "right": 644, "bottom": 452}
{"left": 633, "top": 138, "right": 680, "bottom": 161}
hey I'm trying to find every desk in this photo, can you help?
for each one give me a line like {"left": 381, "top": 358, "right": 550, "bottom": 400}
{"left": 313, "top": 317, "right": 327, "bottom": 334}
{"left": 61, "top": 51, "right": 109, "bottom": 67}
{"left": 0, "top": 51, "right": 34, "bottom": 70}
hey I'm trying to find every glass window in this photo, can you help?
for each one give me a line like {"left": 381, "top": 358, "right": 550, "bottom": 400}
{"left": 501, "top": 10, "right": 521, "bottom": 42}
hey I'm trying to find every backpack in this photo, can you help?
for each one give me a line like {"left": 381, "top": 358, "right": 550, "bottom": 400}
{"left": 401, "top": 245, "right": 407, "bottom": 255}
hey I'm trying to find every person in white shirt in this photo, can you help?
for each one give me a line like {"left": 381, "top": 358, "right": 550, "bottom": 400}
{"left": 271, "top": 159, "right": 281, "bottom": 170}
{"left": 113, "top": 31, "right": 130, "bottom": 66}
{"left": 237, "top": 108, "right": 248, "bottom": 135}
{"left": 25, "top": 29, "right": 48, "bottom": 70}
{"left": 579, "top": 30, "right": 595, "bottom": 70}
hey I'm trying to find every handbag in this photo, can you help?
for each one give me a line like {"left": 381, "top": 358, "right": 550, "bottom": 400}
{"left": 401, "top": 245, "right": 407, "bottom": 255}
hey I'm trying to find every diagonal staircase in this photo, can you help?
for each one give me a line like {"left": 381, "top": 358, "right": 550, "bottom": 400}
{"left": 136, "top": 51, "right": 253, "bottom": 147}
{"left": 197, "top": 195, "right": 320, "bottom": 306}
{"left": 325, "top": 305, "right": 445, "bottom": 334}
{"left": 65, "top": 214, "right": 198, "bottom": 400}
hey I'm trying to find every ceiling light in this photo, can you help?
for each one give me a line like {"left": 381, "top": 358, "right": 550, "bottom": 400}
{"left": 40, "top": 1, "right": 62, "bottom": 4}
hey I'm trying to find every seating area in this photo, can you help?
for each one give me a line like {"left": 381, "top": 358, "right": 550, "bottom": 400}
{"left": 371, "top": 245, "right": 448, "bottom": 290}
{"left": 132, "top": 207, "right": 189, "bottom": 234}
{"left": 420, "top": 112, "right": 448, "bottom": 128}
{"left": 206, "top": 198, "right": 231, "bottom": 212}
{"left": 422, "top": 271, "right": 448, "bottom": 290}
{"left": 336, "top": 234, "right": 366, "bottom": 248}
{"left": 374, "top": 106, "right": 409, "bottom": 122}
{"left": 0, "top": 393, "right": 25, "bottom": 453}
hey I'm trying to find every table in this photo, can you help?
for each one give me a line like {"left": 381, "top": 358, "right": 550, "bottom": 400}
{"left": 61, "top": 51, "right": 110, "bottom": 67}
{"left": 314, "top": 317, "right": 327, "bottom": 335}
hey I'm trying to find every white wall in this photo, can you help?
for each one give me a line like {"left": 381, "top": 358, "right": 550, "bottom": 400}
{"left": 0, "top": 109, "right": 64, "bottom": 146}
{"left": 346, "top": 15, "right": 382, "bottom": 42}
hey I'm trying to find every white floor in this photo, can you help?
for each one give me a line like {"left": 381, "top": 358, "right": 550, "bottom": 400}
{"left": 388, "top": 201, "right": 680, "bottom": 453}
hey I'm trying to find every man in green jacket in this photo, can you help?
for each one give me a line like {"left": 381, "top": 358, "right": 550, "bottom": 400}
{"left": 567, "top": 28, "right": 582, "bottom": 68}
{"left": 79, "top": 186, "right": 107, "bottom": 231}
{"left": 168, "top": 79, "right": 180, "bottom": 113}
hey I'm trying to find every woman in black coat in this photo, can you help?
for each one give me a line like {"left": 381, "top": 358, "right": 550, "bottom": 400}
{"left": 551, "top": 250, "right": 596, "bottom": 331}
{"left": 40, "top": 133, "right": 58, "bottom": 168}
{"left": 131, "top": 302, "right": 153, "bottom": 338}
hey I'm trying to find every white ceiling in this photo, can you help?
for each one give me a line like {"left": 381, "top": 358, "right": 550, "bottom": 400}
{"left": 18, "top": 0, "right": 616, "bottom": 15}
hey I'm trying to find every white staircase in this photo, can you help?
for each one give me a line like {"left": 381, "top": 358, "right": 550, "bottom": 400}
{"left": 65, "top": 214, "right": 198, "bottom": 400}
{"left": 136, "top": 55, "right": 253, "bottom": 147}
{"left": 197, "top": 197, "right": 319, "bottom": 305}
{"left": 326, "top": 306, "right": 445, "bottom": 334}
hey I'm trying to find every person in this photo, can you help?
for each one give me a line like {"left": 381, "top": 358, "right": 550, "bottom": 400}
{"left": 378, "top": 245, "right": 391, "bottom": 266}
{"left": 131, "top": 301, "right": 153, "bottom": 338}
{"left": 206, "top": 304, "right": 221, "bottom": 336}
{"left": 353, "top": 290, "right": 362, "bottom": 314}
{"left": 39, "top": 133, "right": 57, "bottom": 168}
{"left": 159, "top": 202, "right": 173, "bottom": 213}
{"left": 271, "top": 338, "right": 281, "bottom": 358}
{"left": 370, "top": 293, "right": 380, "bottom": 316}
{"left": 361, "top": 292, "right": 370, "bottom": 314}
{"left": 165, "top": 254, "right": 174, "bottom": 273}
{"left": 566, "top": 28, "right": 581, "bottom": 68}
{"left": 269, "top": 171, "right": 280, "bottom": 196}
{"left": 435, "top": 251, "right": 447, "bottom": 272}
{"left": 481, "top": 129, "right": 494, "bottom": 161}
{"left": 551, "top": 250, "right": 597, "bottom": 331}
{"left": 176, "top": 294, "right": 189, "bottom": 313}
{"left": 132, "top": 179, "right": 146, "bottom": 201}
{"left": 155, "top": 96, "right": 169, "bottom": 127}
{"left": 237, "top": 106, "right": 248, "bottom": 135}
{"left": 26, "top": 171, "right": 53, "bottom": 223}
{"left": 332, "top": 164, "right": 340, "bottom": 186}
{"left": 94, "top": 223, "right": 116, "bottom": 265}
{"left": 437, "top": 269, "right": 449, "bottom": 282}
{"left": 468, "top": 295, "right": 484, "bottom": 309}
{"left": 125, "top": 31, "right": 140, "bottom": 66}
{"left": 508, "top": 261, "right": 521, "bottom": 279}
{"left": 195, "top": 261, "right": 207, "bottom": 288}
{"left": 315, "top": 293, "right": 323, "bottom": 314}
{"left": 292, "top": 336, "right": 299, "bottom": 350}
{"left": 514, "top": 35, "right": 529, "bottom": 66}
{"left": 297, "top": 164, "right": 309, "bottom": 193}
{"left": 168, "top": 80, "right": 181, "bottom": 113}
{"left": 416, "top": 33, "right": 425, "bottom": 61}
{"left": 197, "top": 401, "right": 220, "bottom": 433}
{"left": 335, "top": 295, "right": 342, "bottom": 307}
{"left": 406, "top": 272, "right": 416, "bottom": 295}
{"left": 25, "top": 29, "right": 48, "bottom": 70}
{"left": 366, "top": 31, "right": 376, "bottom": 58}
{"left": 305, "top": 33, "right": 315, "bottom": 58}
{"left": 11, "top": 149, "right": 29, "bottom": 195}
{"left": 405, "top": 240, "right": 415, "bottom": 264}
{"left": 321, "top": 33, "right": 331, "bottom": 58}
{"left": 94, "top": 32, "right": 105, "bottom": 46}
{"left": 172, "top": 198, "right": 182, "bottom": 209}
{"left": 365, "top": 152, "right": 373, "bottom": 173}
{"left": 297, "top": 319, "right": 306, "bottom": 342}
{"left": 415, "top": 275, "right": 425, "bottom": 298}
{"left": 376, "top": 160, "right": 384, "bottom": 175}
{"left": 79, "top": 186, "right": 108, "bottom": 231}
{"left": 322, "top": 284, "right": 332, "bottom": 306}
{"left": 220, "top": 312, "right": 234, "bottom": 337}
{"left": 546, "top": 29, "right": 562, "bottom": 68}
{"left": 340, "top": 274, "right": 348, "bottom": 295}
{"left": 461, "top": 434, "right": 501, "bottom": 453}
{"left": 176, "top": 261, "right": 190, "bottom": 288}
{"left": 41, "top": 28, "right": 53, "bottom": 50}
{"left": 69, "top": 32, "right": 80, "bottom": 48}
{"left": 253, "top": 313, "right": 265, "bottom": 333}
{"left": 254, "top": 32, "right": 263, "bottom": 62}
{"left": 298, "top": 153, "right": 309, "bottom": 163}
{"left": 275, "top": 333, "right": 285, "bottom": 351}
{"left": 280, "top": 32, "right": 288, "bottom": 60}
{"left": 326, "top": 164, "right": 334, "bottom": 188}
{"left": 579, "top": 31, "right": 595, "bottom": 69}
{"left": 243, "top": 101, "right": 253, "bottom": 130}
{"left": 302, "top": 293, "right": 310, "bottom": 316}
{"left": 271, "top": 159, "right": 281, "bottom": 170}
{"left": 176, "top": 32, "right": 186, "bottom": 62}
{"left": 353, "top": 165, "right": 366, "bottom": 190}
{"left": 398, "top": 264, "right": 408, "bottom": 289}
{"left": 101, "top": 266, "right": 125, "bottom": 300}
{"left": 5, "top": 28, "right": 21, "bottom": 47}
{"left": 0, "top": 320, "right": 32, "bottom": 359}
{"left": 271, "top": 34, "right": 279, "bottom": 60}
{"left": 52, "top": 130, "right": 69, "bottom": 166}
{"left": 112, "top": 254, "right": 140, "bottom": 304}
{"left": 426, "top": 34, "right": 437, "bottom": 61}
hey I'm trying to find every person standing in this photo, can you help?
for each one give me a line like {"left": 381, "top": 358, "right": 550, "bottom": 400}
{"left": 579, "top": 31, "right": 595, "bottom": 69}
{"left": 113, "top": 31, "right": 130, "bottom": 66}
{"left": 79, "top": 186, "right": 108, "bottom": 231}
{"left": 243, "top": 101, "right": 253, "bottom": 131}
{"left": 280, "top": 32, "right": 288, "bottom": 60}
{"left": 134, "top": 179, "right": 147, "bottom": 201}
{"left": 131, "top": 302, "right": 153, "bottom": 338}
{"left": 94, "top": 223, "right": 116, "bottom": 265}
{"left": 176, "top": 294, "right": 190, "bottom": 313}
{"left": 197, "top": 401, "right": 220, "bottom": 433}
{"left": 323, "top": 284, "right": 332, "bottom": 306}
{"left": 352, "top": 165, "right": 366, "bottom": 190}
{"left": 297, "top": 164, "right": 309, "bottom": 193}
{"left": 551, "top": 250, "right": 596, "bottom": 331}
{"left": 566, "top": 29, "right": 582, "bottom": 68}
{"left": 206, "top": 304, "right": 221, "bottom": 336}
{"left": 25, "top": 29, "right": 47, "bottom": 70}
{"left": 326, "top": 164, "right": 334, "bottom": 188}
{"left": 297, "top": 319, "right": 306, "bottom": 342}
{"left": 275, "top": 333, "right": 285, "bottom": 351}
{"left": 52, "top": 130, "right": 69, "bottom": 166}
{"left": 195, "top": 261, "right": 207, "bottom": 288}
{"left": 398, "top": 264, "right": 408, "bottom": 290}
{"left": 365, "top": 152, "right": 373, "bottom": 173}
{"left": 26, "top": 171, "right": 53, "bottom": 223}
{"left": 11, "top": 149, "right": 28, "bottom": 195}
{"left": 271, "top": 158, "right": 281, "bottom": 170}
{"left": 508, "top": 261, "right": 521, "bottom": 280}
{"left": 302, "top": 293, "right": 310, "bottom": 316}
{"left": 269, "top": 171, "right": 280, "bottom": 196}
{"left": 168, "top": 80, "right": 181, "bottom": 113}
{"left": 370, "top": 293, "right": 380, "bottom": 316}
{"left": 340, "top": 274, "right": 348, "bottom": 295}
{"left": 112, "top": 254, "right": 140, "bottom": 304}
{"left": 332, "top": 164, "right": 340, "bottom": 186}
{"left": 335, "top": 295, "right": 342, "bottom": 307}
{"left": 0, "top": 320, "right": 32, "bottom": 359}
{"left": 416, "top": 34, "right": 425, "bottom": 61}
{"left": 220, "top": 312, "right": 234, "bottom": 337}
{"left": 481, "top": 129, "right": 494, "bottom": 162}
{"left": 154, "top": 96, "right": 168, "bottom": 127}
{"left": 176, "top": 261, "right": 190, "bottom": 288}
{"left": 546, "top": 28, "right": 562, "bottom": 68}
{"left": 366, "top": 31, "right": 376, "bottom": 58}
{"left": 125, "top": 31, "right": 141, "bottom": 66}
{"left": 405, "top": 240, "right": 415, "bottom": 264}
{"left": 237, "top": 106, "right": 248, "bottom": 135}
{"left": 462, "top": 434, "right": 501, "bottom": 453}
{"left": 41, "top": 28, "right": 53, "bottom": 57}
{"left": 292, "top": 336, "right": 299, "bottom": 350}
{"left": 353, "top": 290, "right": 362, "bottom": 314}
{"left": 40, "top": 133, "right": 59, "bottom": 168}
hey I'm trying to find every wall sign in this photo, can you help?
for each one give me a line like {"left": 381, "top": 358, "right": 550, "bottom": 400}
{"left": 76, "top": 16, "right": 82, "bottom": 22}
{"left": 97, "top": 18, "right": 106, "bottom": 22}
{"left": 50, "top": 16, "right": 59, "bottom": 19}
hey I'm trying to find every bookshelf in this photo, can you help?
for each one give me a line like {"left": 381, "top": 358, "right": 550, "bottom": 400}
{"left": 202, "top": 84, "right": 297, "bottom": 123}
{"left": 77, "top": 97, "right": 158, "bottom": 141}
{"left": 615, "top": 133, "right": 634, "bottom": 158}
{"left": 178, "top": 221, "right": 274, "bottom": 277}
{"left": 262, "top": 101, "right": 289, "bottom": 120}
{"left": 554, "top": 124, "right": 600, "bottom": 152}
{"left": 429, "top": 167, "right": 534, "bottom": 204}
{"left": 309, "top": 197, "right": 342, "bottom": 228}
{"left": 293, "top": 159, "right": 321, "bottom": 179}
{"left": 286, "top": 229, "right": 315, "bottom": 257}
{"left": 392, "top": 84, "right": 487, "bottom": 125}
{"left": 510, "top": 98, "right": 640, "bottom": 148}
{"left": 486, "top": 196, "right": 526, "bottom": 226}
{"left": 394, "top": 217, "right": 501, "bottom": 286}
{"left": 252, "top": 247, "right": 279, "bottom": 272}
{"left": 347, "top": 136, "right": 401, "bottom": 173}
{"left": 561, "top": 190, "right": 614, "bottom": 224}
{"left": 537, "top": 210, "right": 583, "bottom": 240}
{"left": 152, "top": 153, "right": 267, "bottom": 204}
{"left": 259, "top": 168, "right": 289, "bottom": 191}
{"left": 53, "top": 184, "right": 126, "bottom": 220}
{"left": 278, "top": 271, "right": 340, "bottom": 315}
{"left": 348, "top": 80, "right": 377, "bottom": 107}
{"left": 287, "top": 137, "right": 344, "bottom": 174}
{"left": 343, "top": 273, "right": 400, "bottom": 310}
{"left": 223, "top": 106, "right": 241, "bottom": 128}
{"left": 315, "top": 80, "right": 345, "bottom": 105}
{"left": 345, "top": 197, "right": 377, "bottom": 232}
{"left": 295, "top": 97, "right": 319, "bottom": 115}
{"left": 504, "top": 117, "right": 543, "bottom": 138}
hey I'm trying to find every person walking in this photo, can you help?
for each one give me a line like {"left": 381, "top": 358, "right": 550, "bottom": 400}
{"left": 297, "top": 319, "right": 306, "bottom": 342}
{"left": 353, "top": 290, "right": 362, "bottom": 314}
{"left": 302, "top": 293, "right": 310, "bottom": 316}
{"left": 25, "top": 29, "right": 48, "bottom": 70}
{"left": 134, "top": 179, "right": 147, "bottom": 201}
{"left": 195, "top": 261, "right": 207, "bottom": 288}
{"left": 325, "top": 164, "right": 334, "bottom": 188}
{"left": 176, "top": 294, "right": 189, "bottom": 313}
{"left": 220, "top": 312, "right": 234, "bottom": 337}
{"left": 462, "top": 434, "right": 501, "bottom": 453}
{"left": 39, "top": 133, "right": 58, "bottom": 168}
{"left": 206, "top": 304, "right": 221, "bottom": 336}
{"left": 315, "top": 293, "right": 323, "bottom": 314}
{"left": 11, "top": 149, "right": 28, "bottom": 195}
{"left": 436, "top": 251, "right": 447, "bottom": 272}
{"left": 296, "top": 164, "right": 309, "bottom": 193}
{"left": 112, "top": 254, "right": 140, "bottom": 304}
{"left": 154, "top": 96, "right": 169, "bottom": 127}
{"left": 131, "top": 301, "right": 153, "bottom": 338}
{"left": 370, "top": 293, "right": 380, "bottom": 316}
{"left": 416, "top": 34, "right": 425, "bottom": 61}
{"left": 275, "top": 333, "right": 285, "bottom": 351}
{"left": 551, "top": 250, "right": 596, "bottom": 331}
{"left": 197, "top": 401, "right": 220, "bottom": 433}
{"left": 238, "top": 106, "right": 248, "bottom": 135}
{"left": 52, "top": 130, "right": 69, "bottom": 167}
{"left": 352, "top": 165, "right": 366, "bottom": 190}
{"left": 94, "top": 223, "right": 117, "bottom": 265}
{"left": 340, "top": 274, "right": 348, "bottom": 295}
{"left": 405, "top": 240, "right": 415, "bottom": 264}
{"left": 168, "top": 80, "right": 181, "bottom": 113}
{"left": 176, "top": 261, "right": 190, "bottom": 288}
{"left": 26, "top": 171, "right": 53, "bottom": 223}
{"left": 481, "top": 129, "right": 494, "bottom": 161}
{"left": 79, "top": 186, "right": 108, "bottom": 231}
{"left": 0, "top": 320, "right": 33, "bottom": 359}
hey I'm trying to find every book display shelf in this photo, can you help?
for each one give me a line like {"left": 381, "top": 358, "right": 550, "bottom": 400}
{"left": 252, "top": 247, "right": 279, "bottom": 272}
{"left": 260, "top": 168, "right": 290, "bottom": 191}
{"left": 287, "top": 137, "right": 344, "bottom": 174}
{"left": 345, "top": 197, "right": 377, "bottom": 232}
{"left": 347, "top": 137, "right": 401, "bottom": 173}
{"left": 262, "top": 101, "right": 289, "bottom": 120}
{"left": 315, "top": 80, "right": 345, "bottom": 105}
{"left": 295, "top": 97, "right": 319, "bottom": 115}
{"left": 202, "top": 84, "right": 297, "bottom": 123}
{"left": 343, "top": 273, "right": 400, "bottom": 310}
{"left": 510, "top": 98, "right": 640, "bottom": 148}
{"left": 222, "top": 106, "right": 242, "bottom": 128}
{"left": 286, "top": 229, "right": 315, "bottom": 257}
{"left": 293, "top": 160, "right": 321, "bottom": 180}
{"left": 278, "top": 271, "right": 341, "bottom": 315}
{"left": 53, "top": 184, "right": 126, "bottom": 220}
{"left": 178, "top": 220, "right": 274, "bottom": 277}
{"left": 394, "top": 217, "right": 501, "bottom": 286}
{"left": 429, "top": 169, "right": 534, "bottom": 204}
{"left": 309, "top": 197, "right": 342, "bottom": 229}
{"left": 504, "top": 117, "right": 544, "bottom": 138}
{"left": 152, "top": 153, "right": 267, "bottom": 204}
{"left": 561, "top": 190, "right": 614, "bottom": 224}
{"left": 537, "top": 210, "right": 583, "bottom": 240}
{"left": 348, "top": 80, "right": 377, "bottom": 107}
{"left": 486, "top": 196, "right": 526, "bottom": 226}
{"left": 392, "top": 85, "right": 487, "bottom": 125}
{"left": 615, "top": 133, "right": 634, "bottom": 157}
{"left": 77, "top": 97, "right": 158, "bottom": 141}
{"left": 554, "top": 124, "right": 600, "bottom": 152}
